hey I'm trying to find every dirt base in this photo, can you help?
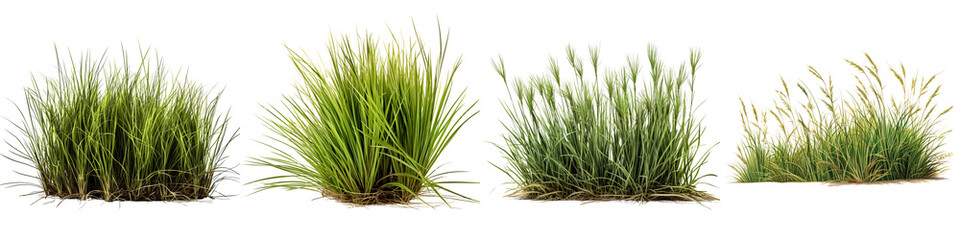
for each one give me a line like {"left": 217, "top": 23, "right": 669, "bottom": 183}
{"left": 507, "top": 184, "right": 717, "bottom": 202}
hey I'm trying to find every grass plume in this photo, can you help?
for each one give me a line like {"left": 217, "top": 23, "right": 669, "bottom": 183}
{"left": 493, "top": 45, "right": 715, "bottom": 201}
{"left": 734, "top": 54, "right": 951, "bottom": 183}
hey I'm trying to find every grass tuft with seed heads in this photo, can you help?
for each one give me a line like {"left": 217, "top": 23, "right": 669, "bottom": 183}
{"left": 734, "top": 54, "right": 951, "bottom": 183}
{"left": 4, "top": 46, "right": 237, "bottom": 201}
{"left": 493, "top": 45, "right": 715, "bottom": 201}
{"left": 250, "top": 24, "right": 477, "bottom": 206}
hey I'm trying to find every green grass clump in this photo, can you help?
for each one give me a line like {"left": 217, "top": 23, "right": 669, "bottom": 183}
{"left": 493, "top": 45, "right": 715, "bottom": 201}
{"left": 250, "top": 24, "right": 477, "bottom": 206}
{"left": 734, "top": 54, "right": 951, "bottom": 183}
{"left": 5, "top": 46, "right": 237, "bottom": 201}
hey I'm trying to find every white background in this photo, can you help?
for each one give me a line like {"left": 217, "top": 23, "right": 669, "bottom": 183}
{"left": 1, "top": 0, "right": 959, "bottom": 239}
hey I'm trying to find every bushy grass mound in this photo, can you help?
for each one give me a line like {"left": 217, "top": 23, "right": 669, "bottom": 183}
{"left": 493, "top": 45, "right": 715, "bottom": 201}
{"left": 251, "top": 25, "right": 477, "bottom": 206}
{"left": 6, "top": 47, "right": 236, "bottom": 201}
{"left": 734, "top": 54, "right": 951, "bottom": 183}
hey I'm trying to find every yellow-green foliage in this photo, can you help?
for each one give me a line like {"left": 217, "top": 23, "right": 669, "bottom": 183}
{"left": 735, "top": 54, "right": 951, "bottom": 183}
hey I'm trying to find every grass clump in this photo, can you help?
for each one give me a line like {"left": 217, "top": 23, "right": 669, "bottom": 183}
{"left": 250, "top": 24, "right": 477, "bottom": 206}
{"left": 734, "top": 54, "right": 951, "bottom": 183}
{"left": 5, "top": 46, "right": 237, "bottom": 201}
{"left": 493, "top": 45, "right": 715, "bottom": 201}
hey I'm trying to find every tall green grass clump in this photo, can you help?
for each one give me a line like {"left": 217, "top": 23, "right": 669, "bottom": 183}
{"left": 734, "top": 54, "right": 951, "bottom": 183}
{"left": 250, "top": 24, "right": 477, "bottom": 206}
{"left": 493, "top": 45, "right": 715, "bottom": 201}
{"left": 5, "top": 46, "right": 236, "bottom": 201}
